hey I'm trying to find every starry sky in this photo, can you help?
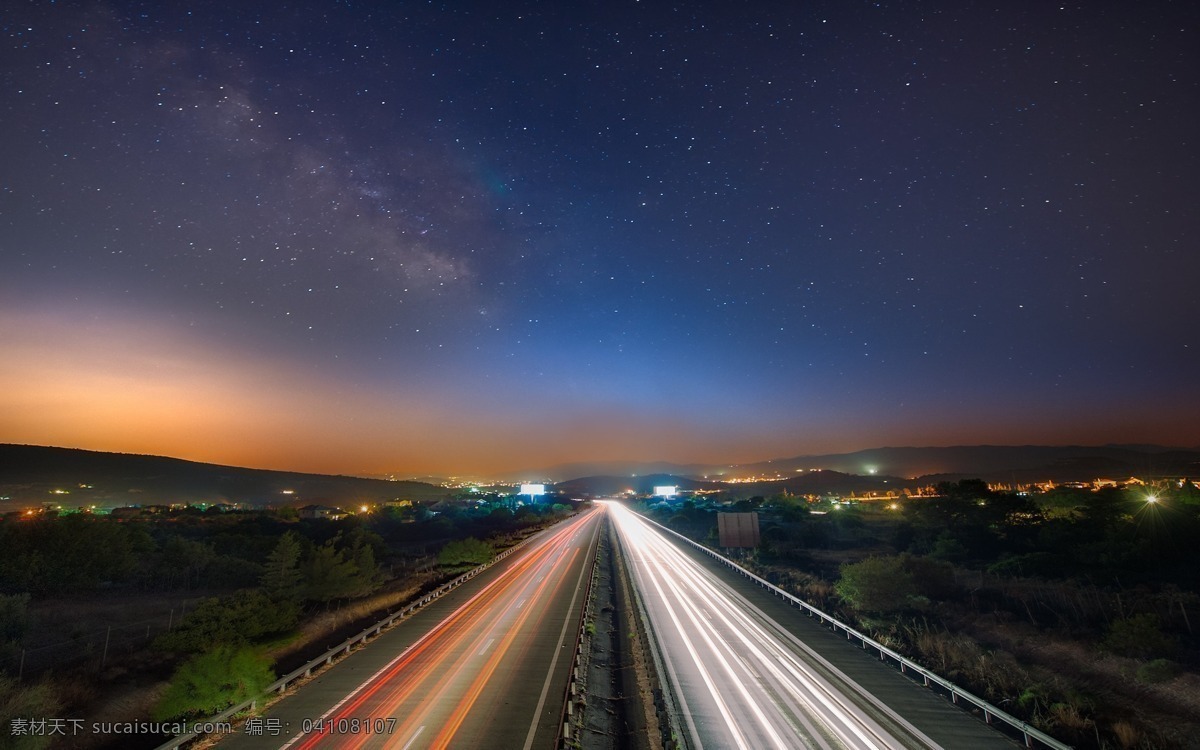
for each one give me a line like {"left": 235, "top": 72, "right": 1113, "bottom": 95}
{"left": 2, "top": 1, "right": 1197, "bottom": 477}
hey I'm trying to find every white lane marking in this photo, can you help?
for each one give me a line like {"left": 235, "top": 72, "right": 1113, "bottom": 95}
{"left": 615, "top": 502, "right": 936, "bottom": 750}
{"left": 401, "top": 725, "right": 425, "bottom": 750}
{"left": 479, "top": 637, "right": 495, "bottom": 656}
{"left": 274, "top": 523, "right": 567, "bottom": 749}
{"left": 521, "top": 515, "right": 599, "bottom": 750}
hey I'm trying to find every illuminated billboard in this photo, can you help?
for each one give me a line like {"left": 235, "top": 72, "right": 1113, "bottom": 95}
{"left": 519, "top": 483, "right": 546, "bottom": 497}
{"left": 653, "top": 485, "right": 678, "bottom": 498}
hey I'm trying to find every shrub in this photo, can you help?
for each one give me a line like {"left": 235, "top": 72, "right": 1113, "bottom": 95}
{"left": 153, "top": 646, "right": 273, "bottom": 721}
{"left": 437, "top": 537, "right": 494, "bottom": 567}
{"left": 835, "top": 555, "right": 918, "bottom": 614}
{"left": 1136, "top": 658, "right": 1182, "bottom": 684}
{"left": 1103, "top": 613, "right": 1176, "bottom": 660}
{"left": 1049, "top": 701, "right": 1093, "bottom": 732}
{"left": 902, "top": 555, "right": 958, "bottom": 600}
{"left": 1110, "top": 720, "right": 1140, "bottom": 749}
{"left": 154, "top": 589, "right": 298, "bottom": 654}
{"left": 1018, "top": 683, "right": 1051, "bottom": 715}
{"left": 0, "top": 675, "right": 61, "bottom": 748}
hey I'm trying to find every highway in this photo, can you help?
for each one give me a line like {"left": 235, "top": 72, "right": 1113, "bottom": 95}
{"left": 605, "top": 500, "right": 947, "bottom": 750}
{"left": 219, "top": 507, "right": 602, "bottom": 750}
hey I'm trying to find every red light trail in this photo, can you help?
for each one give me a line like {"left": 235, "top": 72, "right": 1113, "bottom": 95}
{"left": 266, "top": 508, "right": 601, "bottom": 750}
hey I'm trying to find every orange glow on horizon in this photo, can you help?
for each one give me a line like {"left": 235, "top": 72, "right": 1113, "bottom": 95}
{"left": 0, "top": 309, "right": 787, "bottom": 475}
{"left": 4, "top": 307, "right": 1195, "bottom": 477}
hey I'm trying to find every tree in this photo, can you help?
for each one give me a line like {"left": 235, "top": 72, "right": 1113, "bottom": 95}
{"left": 301, "top": 539, "right": 362, "bottom": 605}
{"left": 260, "top": 532, "right": 304, "bottom": 601}
{"left": 479, "top": 507, "right": 515, "bottom": 536}
{"left": 151, "top": 537, "right": 215, "bottom": 590}
{"left": 835, "top": 555, "right": 919, "bottom": 614}
{"left": 202, "top": 554, "right": 264, "bottom": 589}
{"left": 937, "top": 479, "right": 992, "bottom": 502}
{"left": 153, "top": 646, "right": 273, "bottom": 721}
{"left": 929, "top": 531, "right": 969, "bottom": 562}
{"left": 347, "top": 539, "right": 383, "bottom": 598}
{"left": 0, "top": 594, "right": 30, "bottom": 645}
{"left": 154, "top": 590, "right": 297, "bottom": 654}
{"left": 0, "top": 516, "right": 136, "bottom": 594}
{"left": 767, "top": 493, "right": 809, "bottom": 522}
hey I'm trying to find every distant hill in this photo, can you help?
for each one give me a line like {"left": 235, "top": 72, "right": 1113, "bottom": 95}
{"left": 552, "top": 474, "right": 712, "bottom": 497}
{"left": 736, "top": 445, "right": 1200, "bottom": 483}
{"left": 504, "top": 460, "right": 722, "bottom": 483}
{"left": 529, "top": 445, "right": 1200, "bottom": 484}
{"left": 5, "top": 443, "right": 1198, "bottom": 511}
{"left": 0, "top": 444, "right": 450, "bottom": 510}
{"left": 747, "top": 469, "right": 905, "bottom": 496}
{"left": 553, "top": 469, "right": 905, "bottom": 498}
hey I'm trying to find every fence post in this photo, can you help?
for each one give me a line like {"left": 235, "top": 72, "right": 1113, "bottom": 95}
{"left": 101, "top": 626, "right": 111, "bottom": 670}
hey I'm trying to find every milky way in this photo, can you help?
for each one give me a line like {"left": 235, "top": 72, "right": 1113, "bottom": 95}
{"left": 2, "top": 1, "right": 1197, "bottom": 475}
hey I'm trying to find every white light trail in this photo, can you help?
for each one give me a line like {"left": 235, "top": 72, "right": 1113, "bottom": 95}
{"left": 604, "top": 501, "right": 937, "bottom": 750}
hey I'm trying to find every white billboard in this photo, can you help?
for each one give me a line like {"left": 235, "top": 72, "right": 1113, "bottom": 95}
{"left": 653, "top": 485, "right": 678, "bottom": 498}
{"left": 519, "top": 483, "right": 546, "bottom": 496}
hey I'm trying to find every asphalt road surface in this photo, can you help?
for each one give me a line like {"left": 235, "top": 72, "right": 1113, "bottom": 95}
{"left": 605, "top": 501, "right": 1015, "bottom": 750}
{"left": 218, "top": 508, "right": 602, "bottom": 750}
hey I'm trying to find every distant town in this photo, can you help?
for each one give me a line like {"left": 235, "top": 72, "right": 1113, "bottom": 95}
{"left": 10, "top": 472, "right": 1196, "bottom": 522}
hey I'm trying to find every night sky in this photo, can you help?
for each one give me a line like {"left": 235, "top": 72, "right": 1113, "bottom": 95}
{"left": 2, "top": 1, "right": 1197, "bottom": 477}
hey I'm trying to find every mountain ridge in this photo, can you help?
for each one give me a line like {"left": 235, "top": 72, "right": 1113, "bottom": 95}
{"left": 3, "top": 443, "right": 1198, "bottom": 510}
{"left": 513, "top": 444, "right": 1200, "bottom": 483}
{"left": 0, "top": 443, "right": 449, "bottom": 509}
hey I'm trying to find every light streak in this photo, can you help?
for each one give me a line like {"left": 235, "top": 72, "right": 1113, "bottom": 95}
{"left": 282, "top": 508, "right": 600, "bottom": 750}
{"left": 429, "top": 548, "right": 580, "bottom": 748}
{"left": 604, "top": 501, "right": 936, "bottom": 750}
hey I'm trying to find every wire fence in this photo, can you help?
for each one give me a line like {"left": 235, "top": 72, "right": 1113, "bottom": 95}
{"left": 1, "top": 604, "right": 196, "bottom": 681}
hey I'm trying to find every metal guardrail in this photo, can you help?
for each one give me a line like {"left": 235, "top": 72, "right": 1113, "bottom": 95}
{"left": 555, "top": 522, "right": 601, "bottom": 746}
{"left": 637, "top": 512, "right": 1072, "bottom": 750}
{"left": 152, "top": 535, "right": 537, "bottom": 750}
